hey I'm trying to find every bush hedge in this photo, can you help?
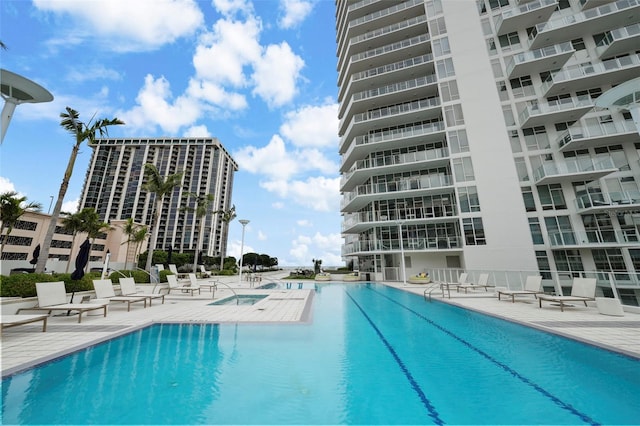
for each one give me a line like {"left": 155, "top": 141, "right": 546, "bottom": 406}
{"left": 0, "top": 272, "right": 100, "bottom": 298}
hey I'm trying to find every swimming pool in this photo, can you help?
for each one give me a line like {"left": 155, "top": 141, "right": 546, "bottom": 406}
{"left": 2, "top": 283, "right": 639, "bottom": 424}
{"left": 208, "top": 294, "right": 268, "bottom": 305}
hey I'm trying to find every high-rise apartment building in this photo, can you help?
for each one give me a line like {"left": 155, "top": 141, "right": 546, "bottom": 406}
{"left": 336, "top": 0, "right": 640, "bottom": 304}
{"left": 79, "top": 138, "right": 238, "bottom": 260}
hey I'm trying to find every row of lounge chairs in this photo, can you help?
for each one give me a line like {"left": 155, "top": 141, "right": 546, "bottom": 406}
{"left": 432, "top": 273, "right": 617, "bottom": 314}
{"left": 1, "top": 273, "right": 212, "bottom": 332}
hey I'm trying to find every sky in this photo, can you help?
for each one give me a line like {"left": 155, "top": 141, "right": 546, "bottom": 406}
{"left": 0, "top": 0, "right": 344, "bottom": 268}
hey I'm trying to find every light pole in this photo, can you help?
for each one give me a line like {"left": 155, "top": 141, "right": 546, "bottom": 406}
{"left": 238, "top": 219, "right": 249, "bottom": 284}
{"left": 396, "top": 220, "right": 406, "bottom": 285}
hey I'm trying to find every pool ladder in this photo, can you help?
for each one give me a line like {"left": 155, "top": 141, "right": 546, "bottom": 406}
{"left": 423, "top": 283, "right": 443, "bottom": 302}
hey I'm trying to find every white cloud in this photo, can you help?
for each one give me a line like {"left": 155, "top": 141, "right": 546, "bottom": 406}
{"left": 61, "top": 198, "right": 80, "bottom": 214}
{"left": 251, "top": 42, "right": 304, "bottom": 108}
{"left": 34, "top": 0, "right": 204, "bottom": 52}
{"left": 186, "top": 78, "right": 247, "bottom": 110}
{"left": 65, "top": 65, "right": 122, "bottom": 83}
{"left": 234, "top": 135, "right": 300, "bottom": 180}
{"left": 183, "top": 125, "right": 211, "bottom": 138}
{"left": 227, "top": 239, "right": 255, "bottom": 260}
{"left": 296, "top": 219, "right": 312, "bottom": 227}
{"left": 258, "top": 230, "right": 267, "bottom": 241}
{"left": 280, "top": 102, "right": 339, "bottom": 148}
{"left": 288, "top": 231, "right": 343, "bottom": 266}
{"left": 278, "top": 0, "right": 314, "bottom": 29}
{"left": 261, "top": 176, "right": 340, "bottom": 212}
{"left": 212, "top": 0, "right": 253, "bottom": 17}
{"left": 193, "top": 18, "right": 262, "bottom": 86}
{"left": 272, "top": 201, "right": 285, "bottom": 209}
{"left": 119, "top": 74, "right": 202, "bottom": 134}
{"left": 0, "top": 177, "right": 17, "bottom": 194}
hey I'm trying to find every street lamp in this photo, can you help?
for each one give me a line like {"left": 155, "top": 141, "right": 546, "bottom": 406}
{"left": 238, "top": 219, "right": 249, "bottom": 284}
{"left": 396, "top": 220, "right": 406, "bottom": 285}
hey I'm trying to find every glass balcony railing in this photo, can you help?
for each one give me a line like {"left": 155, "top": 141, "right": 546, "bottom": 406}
{"left": 540, "top": 53, "right": 640, "bottom": 93}
{"left": 518, "top": 95, "right": 593, "bottom": 125}
{"left": 532, "top": 157, "right": 616, "bottom": 183}
{"left": 341, "top": 236, "right": 462, "bottom": 254}
{"left": 506, "top": 42, "right": 574, "bottom": 76}
{"left": 575, "top": 190, "right": 640, "bottom": 209}
{"left": 595, "top": 23, "right": 640, "bottom": 55}
{"left": 557, "top": 120, "right": 639, "bottom": 149}
{"left": 341, "top": 203, "right": 457, "bottom": 230}
{"left": 547, "top": 228, "right": 640, "bottom": 246}
{"left": 341, "top": 174, "right": 453, "bottom": 207}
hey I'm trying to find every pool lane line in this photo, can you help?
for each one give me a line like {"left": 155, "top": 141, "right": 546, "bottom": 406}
{"left": 365, "top": 286, "right": 600, "bottom": 426}
{"left": 344, "top": 290, "right": 445, "bottom": 426}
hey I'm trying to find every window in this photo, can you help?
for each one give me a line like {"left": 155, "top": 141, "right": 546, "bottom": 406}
{"left": 489, "top": 0, "right": 509, "bottom": 10}
{"left": 593, "top": 249, "right": 628, "bottom": 280}
{"left": 498, "top": 32, "right": 520, "bottom": 50}
{"left": 571, "top": 38, "right": 586, "bottom": 51}
{"left": 13, "top": 220, "right": 38, "bottom": 231}
{"left": 529, "top": 217, "right": 544, "bottom": 244}
{"left": 440, "top": 81, "right": 460, "bottom": 102}
{"left": 535, "top": 250, "right": 552, "bottom": 279}
{"left": 582, "top": 213, "right": 616, "bottom": 243}
{"left": 595, "top": 145, "right": 628, "bottom": 170}
{"left": 436, "top": 58, "right": 455, "bottom": 78}
{"left": 522, "top": 126, "right": 549, "bottom": 150}
{"left": 463, "top": 217, "right": 486, "bottom": 245}
{"left": 503, "top": 105, "right": 515, "bottom": 126}
{"left": 430, "top": 17, "right": 447, "bottom": 36}
{"left": 510, "top": 76, "right": 535, "bottom": 97}
{"left": 458, "top": 186, "right": 480, "bottom": 213}
{"left": 522, "top": 186, "right": 536, "bottom": 211}
{"left": 491, "top": 59, "right": 504, "bottom": 78}
{"left": 432, "top": 37, "right": 451, "bottom": 57}
{"left": 452, "top": 157, "right": 475, "bottom": 182}
{"left": 544, "top": 216, "right": 575, "bottom": 245}
{"left": 510, "top": 130, "right": 522, "bottom": 153}
{"left": 497, "top": 81, "right": 509, "bottom": 101}
{"left": 444, "top": 104, "right": 465, "bottom": 126}
{"left": 514, "top": 157, "right": 529, "bottom": 181}
{"left": 576, "top": 88, "right": 602, "bottom": 99}
{"left": 538, "top": 184, "right": 567, "bottom": 210}
{"left": 552, "top": 250, "right": 584, "bottom": 276}
{"left": 448, "top": 129, "right": 469, "bottom": 154}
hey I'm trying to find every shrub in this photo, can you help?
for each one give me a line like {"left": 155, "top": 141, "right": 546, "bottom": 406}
{"left": 159, "top": 270, "right": 172, "bottom": 283}
{"left": 109, "top": 270, "right": 150, "bottom": 284}
{"left": 217, "top": 269, "right": 236, "bottom": 276}
{"left": 0, "top": 272, "right": 98, "bottom": 298}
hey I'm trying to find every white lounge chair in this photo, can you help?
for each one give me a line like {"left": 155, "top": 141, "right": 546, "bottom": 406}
{"left": 538, "top": 277, "right": 597, "bottom": 312}
{"left": 167, "top": 274, "right": 200, "bottom": 296}
{"left": 458, "top": 273, "right": 492, "bottom": 293}
{"left": 169, "top": 263, "right": 188, "bottom": 279}
{"left": 119, "top": 277, "right": 165, "bottom": 306}
{"left": 93, "top": 279, "right": 147, "bottom": 311}
{"left": 438, "top": 273, "right": 468, "bottom": 298}
{"left": 22, "top": 281, "right": 108, "bottom": 323}
{"left": 188, "top": 273, "right": 216, "bottom": 292}
{"left": 497, "top": 276, "right": 543, "bottom": 302}
{"left": 1, "top": 314, "right": 48, "bottom": 332}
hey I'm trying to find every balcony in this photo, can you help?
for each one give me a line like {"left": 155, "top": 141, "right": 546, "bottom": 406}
{"left": 506, "top": 42, "right": 574, "bottom": 79}
{"left": 575, "top": 190, "right": 640, "bottom": 213}
{"left": 495, "top": 0, "right": 557, "bottom": 35}
{"left": 341, "top": 174, "right": 453, "bottom": 212}
{"left": 340, "top": 96, "right": 441, "bottom": 142}
{"left": 340, "top": 120, "right": 446, "bottom": 170}
{"left": 340, "top": 147, "right": 450, "bottom": 190}
{"left": 557, "top": 120, "right": 640, "bottom": 151}
{"left": 580, "top": 0, "right": 617, "bottom": 10}
{"left": 341, "top": 236, "right": 463, "bottom": 255}
{"left": 529, "top": 0, "right": 640, "bottom": 50}
{"left": 341, "top": 203, "right": 457, "bottom": 233}
{"left": 518, "top": 96, "right": 593, "bottom": 127}
{"left": 547, "top": 228, "right": 640, "bottom": 247}
{"left": 595, "top": 23, "right": 640, "bottom": 58}
{"left": 532, "top": 157, "right": 617, "bottom": 185}
{"left": 541, "top": 54, "right": 640, "bottom": 97}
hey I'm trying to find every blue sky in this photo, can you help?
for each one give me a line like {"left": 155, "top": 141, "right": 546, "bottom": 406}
{"left": 0, "top": 0, "right": 343, "bottom": 268}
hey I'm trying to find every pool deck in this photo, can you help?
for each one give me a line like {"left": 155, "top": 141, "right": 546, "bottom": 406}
{"left": 2, "top": 273, "right": 639, "bottom": 377}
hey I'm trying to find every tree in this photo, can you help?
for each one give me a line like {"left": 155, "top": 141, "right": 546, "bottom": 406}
{"left": 121, "top": 218, "right": 144, "bottom": 270}
{"left": 60, "top": 210, "right": 85, "bottom": 272}
{"left": 35, "top": 107, "right": 124, "bottom": 273}
{"left": 82, "top": 209, "right": 111, "bottom": 272}
{"left": 131, "top": 226, "right": 148, "bottom": 269}
{"left": 0, "top": 191, "right": 42, "bottom": 256}
{"left": 182, "top": 192, "right": 216, "bottom": 274}
{"left": 217, "top": 204, "right": 236, "bottom": 271}
{"left": 312, "top": 258, "right": 323, "bottom": 274}
{"left": 142, "top": 163, "right": 183, "bottom": 275}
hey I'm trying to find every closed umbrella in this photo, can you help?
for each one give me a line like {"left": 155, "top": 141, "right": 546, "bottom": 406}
{"left": 71, "top": 239, "right": 90, "bottom": 280}
{"left": 29, "top": 244, "right": 40, "bottom": 265}
{"left": 167, "top": 246, "right": 173, "bottom": 264}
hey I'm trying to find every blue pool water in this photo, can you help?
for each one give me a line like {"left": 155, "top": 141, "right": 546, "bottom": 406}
{"left": 208, "top": 294, "right": 268, "bottom": 305}
{"left": 2, "top": 283, "right": 639, "bottom": 424}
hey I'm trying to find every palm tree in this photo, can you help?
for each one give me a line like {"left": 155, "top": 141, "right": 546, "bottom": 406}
{"left": 120, "top": 218, "right": 142, "bottom": 270}
{"left": 142, "top": 163, "right": 183, "bottom": 274}
{"left": 82, "top": 208, "right": 111, "bottom": 272}
{"left": 182, "top": 192, "right": 216, "bottom": 274}
{"left": 60, "top": 210, "right": 85, "bottom": 272}
{"left": 217, "top": 204, "right": 236, "bottom": 271}
{"left": 35, "top": 107, "right": 124, "bottom": 273}
{"left": 0, "top": 191, "right": 42, "bottom": 256}
{"left": 132, "top": 226, "right": 148, "bottom": 270}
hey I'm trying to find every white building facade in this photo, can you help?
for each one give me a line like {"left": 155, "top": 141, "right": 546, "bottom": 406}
{"left": 336, "top": 0, "right": 640, "bottom": 304}
{"left": 79, "top": 138, "right": 238, "bottom": 260}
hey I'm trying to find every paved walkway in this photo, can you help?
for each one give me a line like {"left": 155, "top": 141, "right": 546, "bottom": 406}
{"left": 2, "top": 273, "right": 639, "bottom": 377}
